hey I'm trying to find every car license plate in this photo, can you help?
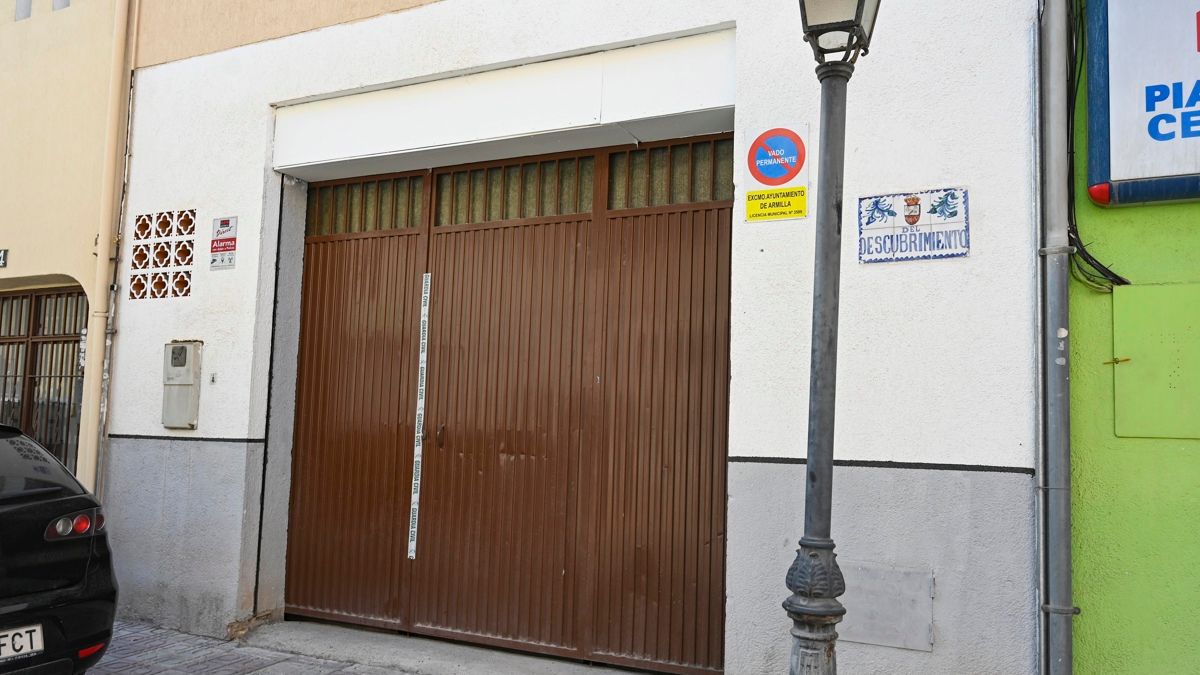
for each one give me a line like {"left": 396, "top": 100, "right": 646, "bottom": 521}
{"left": 0, "top": 624, "right": 44, "bottom": 663}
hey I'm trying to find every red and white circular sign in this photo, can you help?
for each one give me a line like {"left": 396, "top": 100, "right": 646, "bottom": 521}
{"left": 747, "top": 128, "right": 806, "bottom": 186}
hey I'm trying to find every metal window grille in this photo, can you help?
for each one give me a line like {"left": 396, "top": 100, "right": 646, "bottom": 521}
{"left": 0, "top": 288, "right": 88, "bottom": 471}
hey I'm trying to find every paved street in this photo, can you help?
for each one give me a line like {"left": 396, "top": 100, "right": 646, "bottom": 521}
{"left": 90, "top": 621, "right": 402, "bottom": 674}
{"left": 89, "top": 620, "right": 630, "bottom": 674}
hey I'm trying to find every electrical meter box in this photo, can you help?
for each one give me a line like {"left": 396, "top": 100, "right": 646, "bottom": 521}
{"left": 162, "top": 341, "right": 202, "bottom": 429}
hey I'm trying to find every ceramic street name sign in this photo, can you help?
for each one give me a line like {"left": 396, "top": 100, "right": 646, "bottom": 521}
{"left": 858, "top": 187, "right": 970, "bottom": 264}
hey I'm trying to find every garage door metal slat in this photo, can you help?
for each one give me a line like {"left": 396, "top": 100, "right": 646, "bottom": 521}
{"left": 287, "top": 229, "right": 424, "bottom": 622}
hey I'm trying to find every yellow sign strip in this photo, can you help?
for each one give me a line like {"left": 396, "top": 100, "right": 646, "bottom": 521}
{"left": 746, "top": 186, "right": 807, "bottom": 222}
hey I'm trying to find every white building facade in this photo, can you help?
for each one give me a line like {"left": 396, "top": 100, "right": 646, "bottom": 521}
{"left": 103, "top": 1, "right": 1042, "bottom": 673}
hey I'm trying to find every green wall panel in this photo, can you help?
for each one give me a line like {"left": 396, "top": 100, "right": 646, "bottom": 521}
{"left": 1072, "top": 71, "right": 1200, "bottom": 673}
{"left": 1112, "top": 284, "right": 1200, "bottom": 439}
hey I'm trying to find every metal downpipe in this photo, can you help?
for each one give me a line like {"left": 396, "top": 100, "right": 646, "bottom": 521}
{"left": 92, "top": 0, "right": 139, "bottom": 500}
{"left": 79, "top": 0, "right": 132, "bottom": 491}
{"left": 1039, "top": 1, "right": 1075, "bottom": 673}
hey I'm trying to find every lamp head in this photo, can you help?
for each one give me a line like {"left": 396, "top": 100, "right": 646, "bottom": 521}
{"left": 798, "top": 0, "right": 881, "bottom": 63}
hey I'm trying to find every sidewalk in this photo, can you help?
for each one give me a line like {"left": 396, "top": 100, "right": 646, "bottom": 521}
{"left": 90, "top": 620, "right": 632, "bottom": 674}
{"left": 243, "top": 620, "right": 629, "bottom": 675}
{"left": 91, "top": 621, "right": 398, "bottom": 674}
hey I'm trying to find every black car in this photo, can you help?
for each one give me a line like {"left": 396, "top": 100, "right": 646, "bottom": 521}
{"left": 0, "top": 425, "right": 116, "bottom": 674}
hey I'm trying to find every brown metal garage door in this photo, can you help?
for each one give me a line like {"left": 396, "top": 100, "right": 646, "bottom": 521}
{"left": 287, "top": 136, "right": 732, "bottom": 674}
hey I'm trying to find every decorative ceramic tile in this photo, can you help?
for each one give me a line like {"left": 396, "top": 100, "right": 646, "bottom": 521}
{"left": 176, "top": 210, "right": 196, "bottom": 235}
{"left": 173, "top": 240, "right": 193, "bottom": 267}
{"left": 171, "top": 271, "right": 191, "bottom": 298}
{"left": 128, "top": 274, "right": 148, "bottom": 299}
{"left": 128, "top": 209, "right": 196, "bottom": 299}
{"left": 133, "top": 214, "right": 154, "bottom": 241}
{"left": 131, "top": 244, "right": 151, "bottom": 270}
{"left": 154, "top": 212, "right": 174, "bottom": 238}
{"left": 149, "top": 272, "right": 171, "bottom": 299}
{"left": 152, "top": 241, "right": 172, "bottom": 267}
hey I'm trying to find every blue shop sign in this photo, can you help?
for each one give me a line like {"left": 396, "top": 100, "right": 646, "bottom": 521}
{"left": 1087, "top": 0, "right": 1200, "bottom": 205}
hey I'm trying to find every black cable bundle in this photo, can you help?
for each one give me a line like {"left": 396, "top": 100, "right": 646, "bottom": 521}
{"left": 1067, "top": 0, "right": 1130, "bottom": 291}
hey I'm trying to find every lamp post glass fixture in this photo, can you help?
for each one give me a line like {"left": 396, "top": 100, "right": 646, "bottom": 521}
{"left": 798, "top": 0, "right": 880, "bottom": 62}
{"left": 784, "top": 1, "right": 880, "bottom": 674}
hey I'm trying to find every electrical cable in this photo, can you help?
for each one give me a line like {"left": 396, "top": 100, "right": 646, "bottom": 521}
{"left": 1066, "top": 0, "right": 1130, "bottom": 290}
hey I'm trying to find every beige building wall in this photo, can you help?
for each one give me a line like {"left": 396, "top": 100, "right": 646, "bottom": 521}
{"left": 135, "top": 0, "right": 441, "bottom": 68}
{"left": 0, "top": 0, "right": 130, "bottom": 489}
{"left": 0, "top": 0, "right": 115, "bottom": 291}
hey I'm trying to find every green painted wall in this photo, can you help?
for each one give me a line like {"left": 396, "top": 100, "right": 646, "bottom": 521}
{"left": 1071, "top": 72, "right": 1200, "bottom": 673}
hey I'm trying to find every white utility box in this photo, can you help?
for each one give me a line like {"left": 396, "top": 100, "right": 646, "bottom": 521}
{"left": 162, "top": 341, "right": 202, "bottom": 429}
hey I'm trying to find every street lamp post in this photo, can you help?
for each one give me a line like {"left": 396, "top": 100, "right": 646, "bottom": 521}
{"left": 783, "top": 2, "right": 881, "bottom": 674}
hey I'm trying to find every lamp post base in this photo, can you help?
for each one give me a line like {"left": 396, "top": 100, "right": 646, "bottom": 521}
{"left": 788, "top": 618, "right": 840, "bottom": 675}
{"left": 783, "top": 540, "right": 846, "bottom": 675}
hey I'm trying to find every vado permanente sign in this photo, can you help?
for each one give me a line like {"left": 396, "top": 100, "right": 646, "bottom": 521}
{"left": 1087, "top": 0, "right": 1200, "bottom": 205}
{"left": 744, "top": 126, "right": 809, "bottom": 222}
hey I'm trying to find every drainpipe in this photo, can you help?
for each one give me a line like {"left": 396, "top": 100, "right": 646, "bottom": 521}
{"left": 1039, "top": 1, "right": 1076, "bottom": 673}
{"left": 87, "top": 0, "right": 138, "bottom": 497}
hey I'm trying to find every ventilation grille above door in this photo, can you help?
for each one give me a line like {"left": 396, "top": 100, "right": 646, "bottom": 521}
{"left": 306, "top": 174, "right": 426, "bottom": 237}
{"left": 608, "top": 138, "right": 734, "bottom": 210}
{"left": 434, "top": 156, "right": 595, "bottom": 226}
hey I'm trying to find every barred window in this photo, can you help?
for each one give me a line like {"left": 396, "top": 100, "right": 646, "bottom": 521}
{"left": 0, "top": 295, "right": 31, "bottom": 338}
{"left": 35, "top": 291, "right": 88, "bottom": 337}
